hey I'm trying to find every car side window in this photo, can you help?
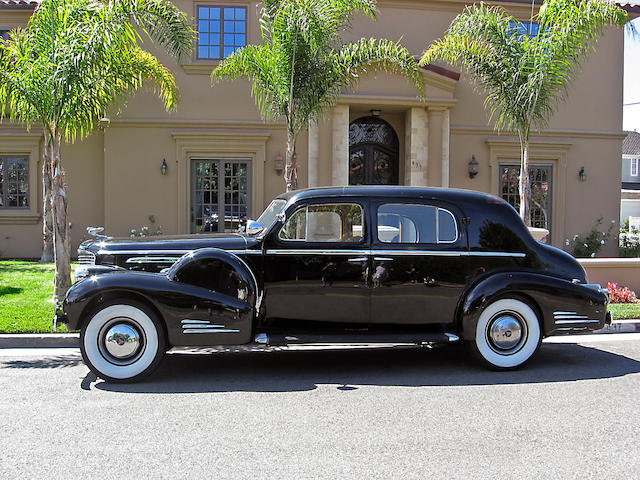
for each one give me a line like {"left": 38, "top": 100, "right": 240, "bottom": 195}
{"left": 377, "top": 203, "right": 458, "bottom": 244}
{"left": 279, "top": 203, "right": 364, "bottom": 242}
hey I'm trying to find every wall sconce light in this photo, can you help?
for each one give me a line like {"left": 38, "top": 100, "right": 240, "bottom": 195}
{"left": 161, "top": 158, "right": 168, "bottom": 175}
{"left": 370, "top": 109, "right": 381, "bottom": 117}
{"left": 578, "top": 166, "right": 586, "bottom": 182}
{"left": 274, "top": 153, "right": 284, "bottom": 176}
{"left": 468, "top": 155, "right": 479, "bottom": 179}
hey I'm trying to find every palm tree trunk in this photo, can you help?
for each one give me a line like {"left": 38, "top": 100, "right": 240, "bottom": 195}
{"left": 284, "top": 128, "right": 298, "bottom": 191}
{"left": 40, "top": 131, "right": 54, "bottom": 263}
{"left": 50, "top": 131, "right": 71, "bottom": 302}
{"left": 519, "top": 139, "right": 532, "bottom": 227}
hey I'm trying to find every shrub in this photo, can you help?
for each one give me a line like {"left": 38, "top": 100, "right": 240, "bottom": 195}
{"left": 130, "top": 215, "right": 163, "bottom": 238}
{"left": 568, "top": 217, "right": 614, "bottom": 258}
{"left": 607, "top": 282, "right": 639, "bottom": 304}
{"left": 619, "top": 233, "right": 640, "bottom": 257}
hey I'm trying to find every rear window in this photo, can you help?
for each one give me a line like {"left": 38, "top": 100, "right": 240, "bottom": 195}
{"left": 377, "top": 204, "right": 458, "bottom": 244}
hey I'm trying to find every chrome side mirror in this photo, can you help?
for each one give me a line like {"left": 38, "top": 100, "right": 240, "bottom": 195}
{"left": 246, "top": 220, "right": 264, "bottom": 235}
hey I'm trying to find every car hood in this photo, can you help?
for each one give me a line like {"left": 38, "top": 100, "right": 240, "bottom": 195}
{"left": 80, "top": 232, "right": 260, "bottom": 254}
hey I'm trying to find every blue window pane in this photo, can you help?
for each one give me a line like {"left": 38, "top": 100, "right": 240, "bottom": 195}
{"left": 210, "top": 46, "right": 221, "bottom": 58}
{"left": 224, "top": 8, "right": 235, "bottom": 20}
{"left": 211, "top": 34, "right": 220, "bottom": 45}
{"left": 224, "top": 33, "right": 234, "bottom": 45}
{"left": 198, "top": 46, "right": 209, "bottom": 58}
{"left": 199, "top": 20, "right": 209, "bottom": 33}
{"left": 199, "top": 7, "right": 209, "bottom": 20}
{"left": 224, "top": 20, "right": 234, "bottom": 33}
{"left": 211, "top": 20, "right": 220, "bottom": 32}
{"left": 235, "top": 34, "right": 245, "bottom": 46}
{"left": 235, "top": 8, "right": 245, "bottom": 20}
{"left": 199, "top": 33, "right": 209, "bottom": 45}
{"left": 235, "top": 21, "right": 245, "bottom": 33}
{"left": 210, "top": 7, "right": 220, "bottom": 20}
{"left": 224, "top": 46, "right": 234, "bottom": 57}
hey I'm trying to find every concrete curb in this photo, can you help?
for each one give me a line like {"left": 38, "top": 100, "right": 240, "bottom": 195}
{"left": 0, "top": 333, "right": 79, "bottom": 348}
{"left": 1, "top": 320, "right": 639, "bottom": 348}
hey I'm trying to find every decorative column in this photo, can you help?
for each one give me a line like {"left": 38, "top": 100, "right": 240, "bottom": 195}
{"left": 427, "top": 108, "right": 443, "bottom": 187}
{"left": 441, "top": 108, "right": 450, "bottom": 188}
{"left": 331, "top": 104, "right": 349, "bottom": 186}
{"left": 404, "top": 107, "right": 429, "bottom": 186}
{"left": 308, "top": 119, "right": 319, "bottom": 188}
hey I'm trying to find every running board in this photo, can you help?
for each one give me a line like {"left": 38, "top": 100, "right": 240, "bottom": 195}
{"left": 254, "top": 332, "right": 459, "bottom": 346}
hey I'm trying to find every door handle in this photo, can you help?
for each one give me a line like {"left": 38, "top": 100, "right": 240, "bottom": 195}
{"left": 347, "top": 257, "right": 368, "bottom": 263}
{"left": 373, "top": 257, "right": 393, "bottom": 261}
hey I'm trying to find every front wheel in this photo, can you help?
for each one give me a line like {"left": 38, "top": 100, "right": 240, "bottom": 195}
{"left": 80, "top": 301, "right": 166, "bottom": 383}
{"left": 469, "top": 298, "right": 541, "bottom": 369}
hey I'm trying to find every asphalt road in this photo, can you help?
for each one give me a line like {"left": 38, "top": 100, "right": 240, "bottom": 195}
{"left": 1, "top": 335, "right": 640, "bottom": 479}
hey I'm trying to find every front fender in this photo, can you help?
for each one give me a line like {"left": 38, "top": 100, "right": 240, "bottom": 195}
{"left": 458, "top": 272, "right": 609, "bottom": 340}
{"left": 63, "top": 270, "right": 254, "bottom": 346}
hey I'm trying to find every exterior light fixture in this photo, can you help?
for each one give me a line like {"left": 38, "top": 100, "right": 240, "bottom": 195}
{"left": 578, "top": 166, "right": 586, "bottom": 182}
{"left": 468, "top": 155, "right": 479, "bottom": 179}
{"left": 274, "top": 153, "right": 284, "bottom": 176}
{"left": 161, "top": 158, "right": 168, "bottom": 175}
{"left": 370, "top": 109, "right": 381, "bottom": 117}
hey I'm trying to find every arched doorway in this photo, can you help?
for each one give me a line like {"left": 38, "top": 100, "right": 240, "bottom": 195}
{"left": 348, "top": 116, "right": 399, "bottom": 185}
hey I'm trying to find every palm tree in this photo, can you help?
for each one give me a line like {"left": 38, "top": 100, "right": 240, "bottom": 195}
{"left": 420, "top": 0, "right": 628, "bottom": 226}
{"left": 211, "top": 0, "right": 423, "bottom": 191}
{"left": 0, "top": 0, "right": 194, "bottom": 301}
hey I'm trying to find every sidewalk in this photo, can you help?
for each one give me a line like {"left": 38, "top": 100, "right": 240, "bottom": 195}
{"left": 1, "top": 320, "right": 639, "bottom": 348}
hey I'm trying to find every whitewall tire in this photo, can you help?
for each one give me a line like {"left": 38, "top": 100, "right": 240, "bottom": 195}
{"left": 470, "top": 298, "right": 541, "bottom": 369}
{"left": 80, "top": 301, "right": 166, "bottom": 383}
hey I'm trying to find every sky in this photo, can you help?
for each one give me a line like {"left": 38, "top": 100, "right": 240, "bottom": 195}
{"left": 624, "top": 17, "right": 640, "bottom": 132}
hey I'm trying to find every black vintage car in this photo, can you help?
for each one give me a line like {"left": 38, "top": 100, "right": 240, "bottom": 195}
{"left": 57, "top": 186, "right": 610, "bottom": 382}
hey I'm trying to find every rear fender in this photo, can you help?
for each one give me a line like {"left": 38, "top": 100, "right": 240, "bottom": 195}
{"left": 457, "top": 272, "right": 608, "bottom": 339}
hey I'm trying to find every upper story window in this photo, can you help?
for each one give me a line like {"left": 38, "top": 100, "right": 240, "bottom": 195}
{"left": 279, "top": 203, "right": 364, "bottom": 243}
{"left": 631, "top": 158, "right": 638, "bottom": 177}
{"left": 197, "top": 6, "right": 246, "bottom": 59}
{"left": 508, "top": 21, "right": 540, "bottom": 37}
{"left": 377, "top": 204, "right": 458, "bottom": 244}
{"left": 0, "top": 155, "right": 29, "bottom": 208}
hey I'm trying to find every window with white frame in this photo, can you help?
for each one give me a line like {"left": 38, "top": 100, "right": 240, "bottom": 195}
{"left": 0, "top": 155, "right": 29, "bottom": 208}
{"left": 631, "top": 157, "right": 638, "bottom": 177}
{"left": 197, "top": 6, "right": 246, "bottom": 59}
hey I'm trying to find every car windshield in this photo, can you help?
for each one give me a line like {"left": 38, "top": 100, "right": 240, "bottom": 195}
{"left": 254, "top": 199, "right": 287, "bottom": 233}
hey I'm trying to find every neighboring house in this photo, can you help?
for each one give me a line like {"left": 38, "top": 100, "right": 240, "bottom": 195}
{"left": 621, "top": 130, "right": 640, "bottom": 229}
{"left": 0, "top": 0, "right": 638, "bottom": 258}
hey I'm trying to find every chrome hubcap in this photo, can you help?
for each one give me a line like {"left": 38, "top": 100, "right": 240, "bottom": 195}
{"left": 487, "top": 313, "right": 525, "bottom": 352}
{"left": 103, "top": 323, "right": 142, "bottom": 360}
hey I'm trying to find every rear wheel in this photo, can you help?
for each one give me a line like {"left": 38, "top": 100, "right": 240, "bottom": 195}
{"left": 469, "top": 298, "right": 541, "bottom": 369}
{"left": 80, "top": 301, "right": 166, "bottom": 383}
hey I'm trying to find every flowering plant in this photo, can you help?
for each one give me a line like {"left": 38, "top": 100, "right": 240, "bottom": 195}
{"left": 607, "top": 282, "right": 639, "bottom": 304}
{"left": 568, "top": 217, "right": 614, "bottom": 258}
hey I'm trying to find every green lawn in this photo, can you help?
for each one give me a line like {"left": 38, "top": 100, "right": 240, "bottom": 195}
{"left": 0, "top": 260, "right": 69, "bottom": 333}
{"left": 1, "top": 260, "right": 640, "bottom": 333}
{"left": 608, "top": 303, "right": 640, "bottom": 320}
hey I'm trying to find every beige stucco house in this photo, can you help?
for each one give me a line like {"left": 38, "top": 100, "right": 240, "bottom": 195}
{"left": 0, "top": 0, "right": 637, "bottom": 258}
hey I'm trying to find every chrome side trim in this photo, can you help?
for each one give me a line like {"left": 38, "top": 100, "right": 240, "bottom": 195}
{"left": 125, "top": 256, "right": 182, "bottom": 264}
{"left": 183, "top": 328, "right": 241, "bottom": 334}
{"left": 266, "top": 249, "right": 370, "bottom": 255}
{"left": 98, "top": 249, "right": 189, "bottom": 255}
{"left": 181, "top": 319, "right": 240, "bottom": 334}
{"left": 373, "top": 257, "right": 393, "bottom": 261}
{"left": 554, "top": 319, "right": 600, "bottom": 325}
{"left": 264, "top": 249, "right": 526, "bottom": 257}
{"left": 347, "top": 257, "right": 368, "bottom": 263}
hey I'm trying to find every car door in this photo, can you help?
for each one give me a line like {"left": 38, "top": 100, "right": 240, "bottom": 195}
{"left": 369, "top": 200, "right": 469, "bottom": 325}
{"left": 262, "top": 199, "right": 371, "bottom": 324}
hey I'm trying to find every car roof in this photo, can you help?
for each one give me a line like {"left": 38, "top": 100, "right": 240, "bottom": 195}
{"left": 276, "top": 185, "right": 506, "bottom": 207}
